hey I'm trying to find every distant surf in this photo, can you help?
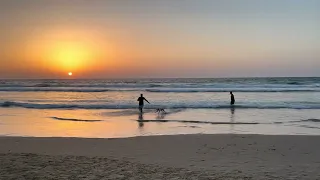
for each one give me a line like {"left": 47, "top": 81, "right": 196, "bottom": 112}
{"left": 0, "top": 77, "right": 319, "bottom": 93}
{"left": 291, "top": 119, "right": 320, "bottom": 123}
{"left": 0, "top": 87, "right": 319, "bottom": 93}
{"left": 1, "top": 101, "right": 320, "bottom": 110}
{"left": 137, "top": 119, "right": 259, "bottom": 125}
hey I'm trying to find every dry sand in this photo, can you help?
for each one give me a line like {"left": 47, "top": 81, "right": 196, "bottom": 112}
{"left": 1, "top": 134, "right": 320, "bottom": 179}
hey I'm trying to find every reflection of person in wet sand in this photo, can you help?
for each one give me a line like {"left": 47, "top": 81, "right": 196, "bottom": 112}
{"left": 155, "top": 108, "right": 166, "bottom": 120}
{"left": 230, "top": 106, "right": 235, "bottom": 131}
{"left": 137, "top": 94, "right": 150, "bottom": 113}
{"left": 138, "top": 112, "right": 144, "bottom": 128}
{"left": 156, "top": 112, "right": 166, "bottom": 120}
{"left": 230, "top": 106, "right": 235, "bottom": 123}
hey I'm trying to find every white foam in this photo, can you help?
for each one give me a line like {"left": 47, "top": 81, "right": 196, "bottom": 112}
{"left": 1, "top": 101, "right": 320, "bottom": 110}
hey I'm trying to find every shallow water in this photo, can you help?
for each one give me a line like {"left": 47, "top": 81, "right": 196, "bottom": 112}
{"left": 0, "top": 78, "right": 319, "bottom": 138}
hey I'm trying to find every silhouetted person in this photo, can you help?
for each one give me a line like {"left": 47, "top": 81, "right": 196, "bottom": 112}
{"left": 230, "top": 91, "right": 235, "bottom": 105}
{"left": 137, "top": 94, "right": 150, "bottom": 113}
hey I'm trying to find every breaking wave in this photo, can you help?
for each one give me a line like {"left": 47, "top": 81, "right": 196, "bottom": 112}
{"left": 145, "top": 88, "right": 320, "bottom": 93}
{"left": 275, "top": 119, "right": 320, "bottom": 124}
{"left": 1, "top": 101, "right": 320, "bottom": 110}
{"left": 298, "top": 119, "right": 320, "bottom": 123}
{"left": 137, "top": 119, "right": 259, "bottom": 125}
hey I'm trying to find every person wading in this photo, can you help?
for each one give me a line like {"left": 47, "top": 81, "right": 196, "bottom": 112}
{"left": 230, "top": 91, "right": 235, "bottom": 105}
{"left": 137, "top": 94, "right": 150, "bottom": 113}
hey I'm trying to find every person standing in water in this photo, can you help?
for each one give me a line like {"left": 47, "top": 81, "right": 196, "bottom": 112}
{"left": 230, "top": 91, "right": 235, "bottom": 105}
{"left": 137, "top": 94, "right": 150, "bottom": 113}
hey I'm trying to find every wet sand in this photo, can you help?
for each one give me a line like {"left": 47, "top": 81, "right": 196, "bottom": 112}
{"left": 1, "top": 134, "right": 320, "bottom": 179}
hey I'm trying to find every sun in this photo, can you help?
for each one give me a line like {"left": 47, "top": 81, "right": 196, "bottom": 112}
{"left": 68, "top": 72, "right": 73, "bottom": 76}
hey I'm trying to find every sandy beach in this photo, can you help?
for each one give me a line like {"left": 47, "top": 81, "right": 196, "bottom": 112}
{"left": 0, "top": 134, "right": 320, "bottom": 179}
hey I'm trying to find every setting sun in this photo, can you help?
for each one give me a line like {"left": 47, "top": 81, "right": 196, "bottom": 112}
{"left": 22, "top": 28, "right": 118, "bottom": 78}
{"left": 51, "top": 42, "right": 91, "bottom": 72}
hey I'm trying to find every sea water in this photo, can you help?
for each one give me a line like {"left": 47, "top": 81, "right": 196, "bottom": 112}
{"left": 0, "top": 77, "right": 319, "bottom": 138}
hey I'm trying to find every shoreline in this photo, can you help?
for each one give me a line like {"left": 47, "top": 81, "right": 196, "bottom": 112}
{"left": 2, "top": 132, "right": 320, "bottom": 138}
{"left": 2, "top": 132, "right": 320, "bottom": 139}
{"left": 1, "top": 134, "right": 320, "bottom": 179}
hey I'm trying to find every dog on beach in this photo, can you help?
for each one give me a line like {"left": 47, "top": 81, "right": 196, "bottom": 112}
{"left": 156, "top": 108, "right": 166, "bottom": 114}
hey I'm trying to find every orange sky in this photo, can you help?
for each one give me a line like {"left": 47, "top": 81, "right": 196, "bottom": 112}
{"left": 0, "top": 0, "right": 319, "bottom": 78}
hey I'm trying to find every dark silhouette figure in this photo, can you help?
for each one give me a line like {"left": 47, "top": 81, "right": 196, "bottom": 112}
{"left": 156, "top": 108, "right": 166, "bottom": 113}
{"left": 230, "top": 91, "right": 235, "bottom": 105}
{"left": 137, "top": 94, "right": 150, "bottom": 113}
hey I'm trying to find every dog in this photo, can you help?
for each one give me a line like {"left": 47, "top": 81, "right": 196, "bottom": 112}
{"left": 155, "top": 108, "right": 166, "bottom": 114}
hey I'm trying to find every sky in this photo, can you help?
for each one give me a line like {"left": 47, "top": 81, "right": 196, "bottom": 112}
{"left": 0, "top": 0, "right": 319, "bottom": 79}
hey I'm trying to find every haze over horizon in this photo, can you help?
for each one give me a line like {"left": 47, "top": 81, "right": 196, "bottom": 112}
{"left": 0, "top": 0, "right": 319, "bottom": 79}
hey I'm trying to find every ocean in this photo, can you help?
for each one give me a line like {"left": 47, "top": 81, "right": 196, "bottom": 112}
{"left": 0, "top": 77, "right": 319, "bottom": 138}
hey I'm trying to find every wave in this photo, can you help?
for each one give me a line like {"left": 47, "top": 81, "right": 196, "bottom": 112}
{"left": 100, "top": 109, "right": 186, "bottom": 117}
{"left": 146, "top": 88, "right": 320, "bottom": 93}
{"left": 0, "top": 87, "right": 112, "bottom": 92}
{"left": 0, "top": 83, "right": 160, "bottom": 88}
{"left": 298, "top": 125, "right": 320, "bottom": 129}
{"left": 0, "top": 87, "right": 319, "bottom": 93}
{"left": 1, "top": 101, "right": 320, "bottom": 110}
{"left": 1, "top": 101, "right": 137, "bottom": 109}
{"left": 275, "top": 119, "right": 320, "bottom": 124}
{"left": 137, "top": 119, "right": 259, "bottom": 125}
{"left": 287, "top": 82, "right": 303, "bottom": 85}
{"left": 50, "top": 117, "right": 103, "bottom": 122}
{"left": 1, "top": 78, "right": 319, "bottom": 89}
{"left": 297, "top": 119, "right": 320, "bottom": 123}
